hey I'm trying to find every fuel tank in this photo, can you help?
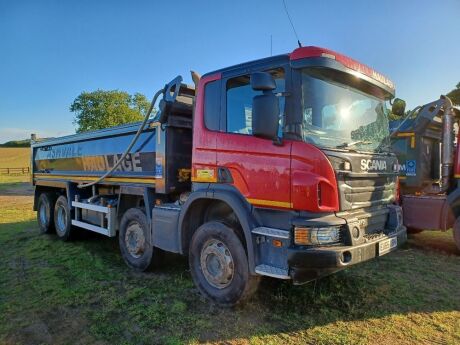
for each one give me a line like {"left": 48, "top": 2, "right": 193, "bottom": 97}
{"left": 31, "top": 120, "right": 192, "bottom": 194}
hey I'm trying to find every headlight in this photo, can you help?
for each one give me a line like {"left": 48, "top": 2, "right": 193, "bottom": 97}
{"left": 294, "top": 226, "right": 341, "bottom": 245}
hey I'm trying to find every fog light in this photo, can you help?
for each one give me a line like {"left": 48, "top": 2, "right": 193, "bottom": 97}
{"left": 294, "top": 226, "right": 341, "bottom": 245}
{"left": 340, "top": 251, "right": 352, "bottom": 264}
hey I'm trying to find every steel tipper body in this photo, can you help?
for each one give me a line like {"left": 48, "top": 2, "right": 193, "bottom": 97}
{"left": 32, "top": 46, "right": 406, "bottom": 306}
{"left": 32, "top": 120, "right": 192, "bottom": 193}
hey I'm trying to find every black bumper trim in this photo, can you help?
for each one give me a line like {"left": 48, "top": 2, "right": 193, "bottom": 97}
{"left": 287, "top": 227, "right": 407, "bottom": 284}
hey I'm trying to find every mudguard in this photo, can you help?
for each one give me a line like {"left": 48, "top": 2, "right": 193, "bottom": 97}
{"left": 177, "top": 184, "right": 258, "bottom": 273}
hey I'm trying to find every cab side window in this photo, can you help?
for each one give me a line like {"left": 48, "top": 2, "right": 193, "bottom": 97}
{"left": 226, "top": 68, "right": 285, "bottom": 135}
{"left": 203, "top": 80, "right": 221, "bottom": 131}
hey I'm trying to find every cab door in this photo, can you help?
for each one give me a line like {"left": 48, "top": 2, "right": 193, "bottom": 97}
{"left": 216, "top": 67, "right": 292, "bottom": 209}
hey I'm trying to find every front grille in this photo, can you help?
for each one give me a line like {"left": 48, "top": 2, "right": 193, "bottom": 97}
{"left": 364, "top": 231, "right": 385, "bottom": 241}
{"left": 340, "top": 175, "right": 395, "bottom": 210}
{"left": 341, "top": 207, "right": 391, "bottom": 244}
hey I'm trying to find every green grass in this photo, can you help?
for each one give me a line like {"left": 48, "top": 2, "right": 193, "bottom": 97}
{"left": 0, "top": 182, "right": 459, "bottom": 344}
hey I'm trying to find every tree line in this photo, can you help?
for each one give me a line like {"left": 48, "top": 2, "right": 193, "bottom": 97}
{"left": 70, "top": 90, "right": 151, "bottom": 133}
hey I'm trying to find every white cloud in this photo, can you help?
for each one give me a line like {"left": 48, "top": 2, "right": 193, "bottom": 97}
{"left": 0, "top": 127, "right": 73, "bottom": 144}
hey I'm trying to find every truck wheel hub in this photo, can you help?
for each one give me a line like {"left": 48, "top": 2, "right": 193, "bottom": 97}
{"left": 39, "top": 203, "right": 47, "bottom": 224}
{"left": 125, "top": 222, "right": 145, "bottom": 258}
{"left": 56, "top": 205, "right": 67, "bottom": 233}
{"left": 200, "top": 239, "right": 234, "bottom": 289}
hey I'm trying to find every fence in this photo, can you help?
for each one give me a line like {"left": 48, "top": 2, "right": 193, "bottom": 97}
{"left": 0, "top": 167, "right": 30, "bottom": 175}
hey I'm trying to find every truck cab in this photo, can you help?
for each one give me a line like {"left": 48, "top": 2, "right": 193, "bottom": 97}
{"left": 32, "top": 46, "right": 406, "bottom": 306}
{"left": 185, "top": 46, "right": 406, "bottom": 295}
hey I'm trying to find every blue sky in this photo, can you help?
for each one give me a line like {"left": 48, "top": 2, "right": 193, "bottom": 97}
{"left": 0, "top": 0, "right": 459, "bottom": 143}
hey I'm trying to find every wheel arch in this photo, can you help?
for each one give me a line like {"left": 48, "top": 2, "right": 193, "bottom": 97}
{"left": 33, "top": 185, "right": 65, "bottom": 211}
{"left": 117, "top": 186, "right": 156, "bottom": 225}
{"left": 178, "top": 187, "right": 258, "bottom": 273}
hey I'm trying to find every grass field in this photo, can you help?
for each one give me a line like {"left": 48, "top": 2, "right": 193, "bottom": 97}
{"left": 0, "top": 148, "right": 30, "bottom": 169}
{"left": 0, "top": 175, "right": 459, "bottom": 345}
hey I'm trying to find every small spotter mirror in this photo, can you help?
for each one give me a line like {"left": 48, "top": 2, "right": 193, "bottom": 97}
{"left": 251, "top": 72, "right": 276, "bottom": 91}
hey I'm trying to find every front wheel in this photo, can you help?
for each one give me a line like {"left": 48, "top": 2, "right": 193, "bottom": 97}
{"left": 189, "top": 221, "right": 260, "bottom": 307}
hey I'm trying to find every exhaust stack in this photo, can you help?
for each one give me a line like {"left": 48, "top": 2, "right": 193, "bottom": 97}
{"left": 439, "top": 96, "right": 455, "bottom": 193}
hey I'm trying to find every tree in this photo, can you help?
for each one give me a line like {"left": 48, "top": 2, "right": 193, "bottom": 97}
{"left": 447, "top": 82, "right": 460, "bottom": 106}
{"left": 70, "top": 90, "right": 151, "bottom": 133}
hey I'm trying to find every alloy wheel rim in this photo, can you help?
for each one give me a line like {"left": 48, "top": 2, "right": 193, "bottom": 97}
{"left": 56, "top": 205, "right": 67, "bottom": 234}
{"left": 39, "top": 203, "right": 47, "bottom": 225}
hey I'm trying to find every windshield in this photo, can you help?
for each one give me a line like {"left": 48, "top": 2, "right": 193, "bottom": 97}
{"left": 301, "top": 68, "right": 391, "bottom": 153}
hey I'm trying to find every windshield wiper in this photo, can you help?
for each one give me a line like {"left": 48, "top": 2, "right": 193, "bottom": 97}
{"left": 336, "top": 140, "right": 373, "bottom": 149}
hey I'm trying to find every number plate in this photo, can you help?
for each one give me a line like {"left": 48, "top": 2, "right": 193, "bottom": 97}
{"left": 378, "top": 237, "right": 398, "bottom": 256}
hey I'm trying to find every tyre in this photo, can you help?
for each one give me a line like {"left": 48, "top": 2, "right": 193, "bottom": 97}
{"left": 37, "top": 193, "right": 55, "bottom": 234}
{"left": 54, "top": 195, "right": 73, "bottom": 241}
{"left": 453, "top": 217, "right": 460, "bottom": 251}
{"left": 119, "top": 208, "right": 157, "bottom": 271}
{"left": 189, "top": 221, "right": 260, "bottom": 307}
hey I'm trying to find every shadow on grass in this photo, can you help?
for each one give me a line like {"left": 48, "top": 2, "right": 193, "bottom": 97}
{"left": 407, "top": 230, "right": 459, "bottom": 256}
{"left": 1, "top": 219, "right": 460, "bottom": 345}
{"left": 0, "top": 182, "right": 34, "bottom": 196}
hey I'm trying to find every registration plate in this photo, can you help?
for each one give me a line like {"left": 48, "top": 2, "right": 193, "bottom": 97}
{"left": 378, "top": 237, "right": 398, "bottom": 256}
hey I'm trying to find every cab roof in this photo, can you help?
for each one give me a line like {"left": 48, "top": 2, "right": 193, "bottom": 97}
{"left": 290, "top": 46, "right": 395, "bottom": 92}
{"left": 204, "top": 45, "right": 395, "bottom": 96}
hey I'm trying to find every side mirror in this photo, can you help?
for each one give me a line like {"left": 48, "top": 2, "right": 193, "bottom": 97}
{"left": 391, "top": 98, "right": 406, "bottom": 117}
{"left": 251, "top": 72, "right": 279, "bottom": 140}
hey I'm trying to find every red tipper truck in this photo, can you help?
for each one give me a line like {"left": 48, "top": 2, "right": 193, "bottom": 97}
{"left": 31, "top": 46, "right": 406, "bottom": 306}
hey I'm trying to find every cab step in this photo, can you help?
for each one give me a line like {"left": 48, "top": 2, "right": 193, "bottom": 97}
{"left": 255, "top": 264, "right": 290, "bottom": 279}
{"left": 252, "top": 227, "right": 290, "bottom": 239}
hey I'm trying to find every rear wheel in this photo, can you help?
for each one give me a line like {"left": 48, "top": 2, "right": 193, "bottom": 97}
{"left": 119, "top": 208, "right": 157, "bottom": 271}
{"left": 453, "top": 218, "right": 460, "bottom": 251}
{"left": 54, "top": 195, "right": 73, "bottom": 241}
{"left": 37, "top": 193, "right": 55, "bottom": 234}
{"left": 189, "top": 221, "right": 260, "bottom": 307}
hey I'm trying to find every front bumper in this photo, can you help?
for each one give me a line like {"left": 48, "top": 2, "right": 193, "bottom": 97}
{"left": 287, "top": 226, "right": 407, "bottom": 284}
